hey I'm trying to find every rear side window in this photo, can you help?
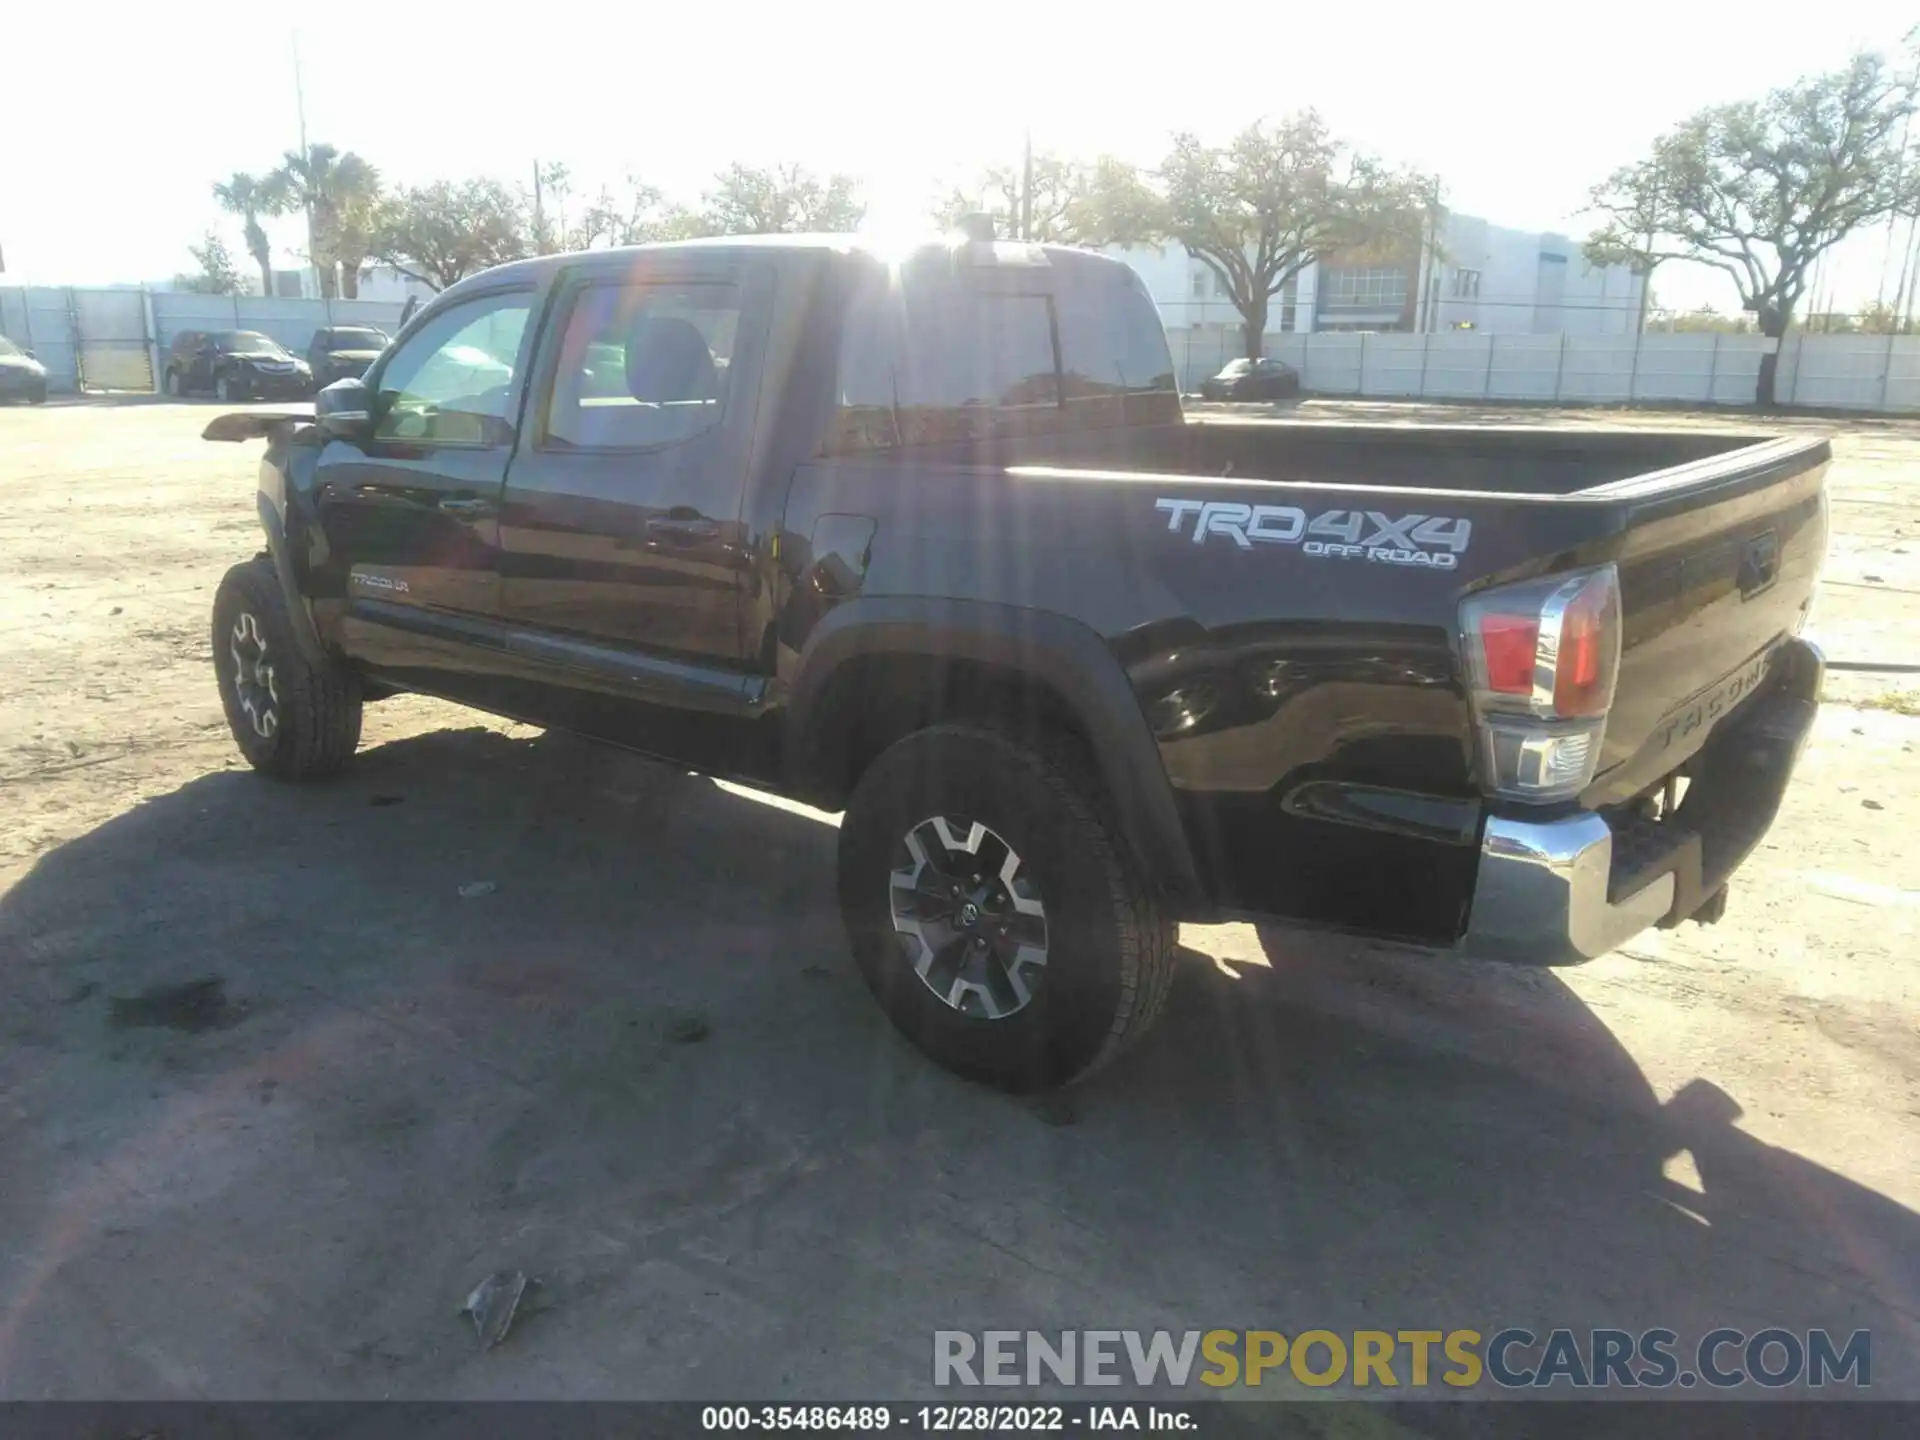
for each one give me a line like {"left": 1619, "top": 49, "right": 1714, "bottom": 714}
{"left": 542, "top": 281, "right": 739, "bottom": 451}
{"left": 826, "top": 251, "right": 1176, "bottom": 455}
{"left": 1054, "top": 265, "right": 1178, "bottom": 420}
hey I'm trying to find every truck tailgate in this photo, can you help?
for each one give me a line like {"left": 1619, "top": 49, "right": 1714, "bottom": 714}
{"left": 1585, "top": 438, "right": 1828, "bottom": 806}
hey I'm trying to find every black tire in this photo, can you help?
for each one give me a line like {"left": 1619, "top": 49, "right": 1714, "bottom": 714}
{"left": 215, "top": 372, "right": 245, "bottom": 403}
{"left": 163, "top": 367, "right": 181, "bottom": 397}
{"left": 838, "top": 724, "right": 1178, "bottom": 1091}
{"left": 212, "top": 557, "right": 362, "bottom": 780}
{"left": 28, "top": 383, "right": 47, "bottom": 405}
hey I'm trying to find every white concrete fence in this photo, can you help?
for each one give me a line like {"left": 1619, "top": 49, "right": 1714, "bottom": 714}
{"left": 0, "top": 286, "right": 409, "bottom": 395}
{"left": 1169, "top": 327, "right": 1920, "bottom": 413}
{"left": 9, "top": 283, "right": 1920, "bottom": 415}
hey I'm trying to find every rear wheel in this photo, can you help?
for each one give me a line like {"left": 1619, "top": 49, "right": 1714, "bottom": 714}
{"left": 838, "top": 725, "right": 1178, "bottom": 1091}
{"left": 212, "top": 558, "right": 362, "bottom": 780}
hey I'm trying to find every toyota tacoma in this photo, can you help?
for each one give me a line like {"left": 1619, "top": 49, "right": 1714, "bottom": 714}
{"left": 203, "top": 234, "right": 1829, "bottom": 1090}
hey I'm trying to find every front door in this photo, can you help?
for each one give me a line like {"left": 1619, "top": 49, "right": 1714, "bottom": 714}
{"left": 316, "top": 286, "right": 537, "bottom": 670}
{"left": 491, "top": 262, "right": 769, "bottom": 771}
{"left": 499, "top": 264, "right": 766, "bottom": 681}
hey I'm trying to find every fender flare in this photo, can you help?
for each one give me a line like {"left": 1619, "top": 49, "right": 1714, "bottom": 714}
{"left": 256, "top": 491, "right": 327, "bottom": 666}
{"left": 786, "top": 596, "right": 1205, "bottom": 911}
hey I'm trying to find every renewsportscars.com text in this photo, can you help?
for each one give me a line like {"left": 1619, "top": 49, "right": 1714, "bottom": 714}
{"left": 933, "top": 1328, "right": 1871, "bottom": 1390}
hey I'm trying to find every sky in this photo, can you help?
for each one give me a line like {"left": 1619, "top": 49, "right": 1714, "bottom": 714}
{"left": 3, "top": 1, "right": 1916, "bottom": 314}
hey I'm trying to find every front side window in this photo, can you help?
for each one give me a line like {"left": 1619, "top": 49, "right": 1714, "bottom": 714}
{"left": 0, "top": 335, "right": 22, "bottom": 358}
{"left": 542, "top": 281, "right": 738, "bottom": 451}
{"left": 374, "top": 292, "right": 531, "bottom": 445}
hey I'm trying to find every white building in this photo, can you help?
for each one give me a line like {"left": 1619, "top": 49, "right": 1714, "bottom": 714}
{"left": 269, "top": 263, "right": 437, "bottom": 305}
{"left": 1106, "top": 212, "right": 1644, "bottom": 368}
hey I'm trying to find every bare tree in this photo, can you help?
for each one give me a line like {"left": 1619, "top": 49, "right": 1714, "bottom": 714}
{"left": 934, "top": 153, "right": 1164, "bottom": 246}
{"left": 568, "top": 175, "right": 707, "bottom": 248}
{"left": 1158, "top": 116, "right": 1434, "bottom": 360}
{"left": 703, "top": 163, "right": 863, "bottom": 234}
{"left": 1586, "top": 46, "right": 1920, "bottom": 405}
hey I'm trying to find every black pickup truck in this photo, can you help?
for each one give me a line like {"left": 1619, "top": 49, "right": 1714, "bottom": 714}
{"left": 204, "top": 234, "right": 1828, "bottom": 1090}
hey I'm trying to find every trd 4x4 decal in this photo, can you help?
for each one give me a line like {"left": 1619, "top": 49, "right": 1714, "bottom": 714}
{"left": 1154, "top": 498, "right": 1472, "bottom": 570}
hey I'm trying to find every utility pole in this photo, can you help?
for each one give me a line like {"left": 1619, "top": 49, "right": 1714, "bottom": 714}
{"left": 1020, "top": 130, "right": 1034, "bottom": 242}
{"left": 293, "top": 29, "right": 318, "bottom": 300}
{"left": 532, "top": 161, "right": 547, "bottom": 253}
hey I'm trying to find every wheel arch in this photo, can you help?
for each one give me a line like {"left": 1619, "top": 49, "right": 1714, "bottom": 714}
{"left": 785, "top": 597, "right": 1205, "bottom": 912}
{"left": 255, "top": 492, "right": 327, "bottom": 667}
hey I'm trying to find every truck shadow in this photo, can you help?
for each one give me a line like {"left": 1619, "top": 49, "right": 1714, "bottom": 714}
{"left": 0, "top": 723, "right": 1912, "bottom": 1402}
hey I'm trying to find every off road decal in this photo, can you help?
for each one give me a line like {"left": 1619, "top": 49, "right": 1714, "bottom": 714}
{"left": 1154, "top": 499, "right": 1472, "bottom": 570}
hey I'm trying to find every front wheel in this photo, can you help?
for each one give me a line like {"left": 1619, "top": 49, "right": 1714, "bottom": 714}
{"left": 212, "top": 557, "right": 363, "bottom": 779}
{"left": 837, "top": 725, "right": 1178, "bottom": 1091}
{"left": 215, "top": 373, "right": 244, "bottom": 403}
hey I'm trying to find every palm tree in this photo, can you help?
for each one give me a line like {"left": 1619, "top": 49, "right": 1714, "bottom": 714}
{"left": 211, "top": 172, "right": 280, "bottom": 296}
{"left": 270, "top": 143, "right": 382, "bottom": 299}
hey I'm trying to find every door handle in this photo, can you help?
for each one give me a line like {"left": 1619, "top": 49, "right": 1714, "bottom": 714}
{"left": 439, "top": 496, "right": 494, "bottom": 516}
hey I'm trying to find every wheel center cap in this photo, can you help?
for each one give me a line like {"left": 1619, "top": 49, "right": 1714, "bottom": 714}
{"left": 960, "top": 901, "right": 980, "bottom": 926}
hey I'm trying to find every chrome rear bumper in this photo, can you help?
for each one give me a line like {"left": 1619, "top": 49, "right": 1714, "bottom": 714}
{"left": 1459, "top": 638, "right": 1822, "bottom": 966}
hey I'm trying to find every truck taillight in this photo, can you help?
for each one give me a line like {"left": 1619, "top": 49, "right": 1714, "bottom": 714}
{"left": 1460, "top": 565, "right": 1622, "bottom": 803}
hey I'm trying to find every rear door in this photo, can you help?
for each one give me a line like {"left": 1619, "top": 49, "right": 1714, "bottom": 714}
{"left": 497, "top": 258, "right": 770, "bottom": 691}
{"left": 315, "top": 285, "right": 537, "bottom": 663}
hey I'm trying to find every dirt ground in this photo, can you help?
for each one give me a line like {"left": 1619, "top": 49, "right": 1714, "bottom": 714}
{"left": 0, "top": 398, "right": 1915, "bottom": 1410}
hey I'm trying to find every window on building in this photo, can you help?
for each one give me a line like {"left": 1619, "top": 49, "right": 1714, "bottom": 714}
{"left": 1322, "top": 266, "right": 1409, "bottom": 310}
{"left": 1452, "top": 269, "right": 1482, "bottom": 299}
{"left": 1191, "top": 274, "right": 1208, "bottom": 299}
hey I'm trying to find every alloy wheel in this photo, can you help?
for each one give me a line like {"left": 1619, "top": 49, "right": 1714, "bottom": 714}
{"left": 889, "top": 816, "right": 1049, "bottom": 1019}
{"left": 228, "top": 612, "right": 280, "bottom": 739}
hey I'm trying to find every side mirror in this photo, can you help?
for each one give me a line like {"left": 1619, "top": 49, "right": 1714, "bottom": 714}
{"left": 316, "top": 376, "right": 373, "bottom": 440}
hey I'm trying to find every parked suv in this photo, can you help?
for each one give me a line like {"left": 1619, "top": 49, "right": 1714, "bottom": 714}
{"left": 164, "top": 330, "right": 312, "bottom": 401}
{"left": 305, "top": 326, "right": 390, "bottom": 389}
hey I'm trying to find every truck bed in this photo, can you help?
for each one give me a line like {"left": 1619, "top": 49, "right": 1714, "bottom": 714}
{"left": 906, "top": 418, "right": 1781, "bottom": 496}
{"left": 805, "top": 417, "right": 1830, "bottom": 829}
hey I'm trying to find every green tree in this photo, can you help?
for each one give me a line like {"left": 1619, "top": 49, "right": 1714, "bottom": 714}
{"left": 269, "top": 143, "right": 383, "bottom": 298}
{"left": 211, "top": 172, "right": 281, "bottom": 296}
{"left": 372, "top": 179, "right": 531, "bottom": 291}
{"left": 1585, "top": 46, "right": 1920, "bottom": 404}
{"left": 177, "top": 231, "right": 247, "bottom": 295}
{"left": 703, "top": 163, "right": 863, "bottom": 234}
{"left": 1157, "top": 116, "right": 1434, "bottom": 359}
